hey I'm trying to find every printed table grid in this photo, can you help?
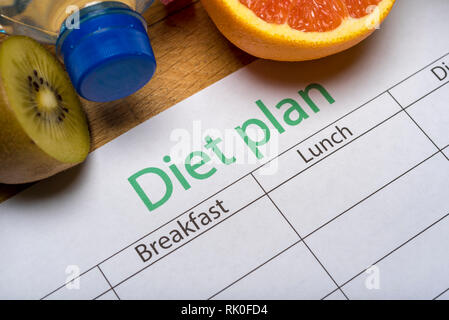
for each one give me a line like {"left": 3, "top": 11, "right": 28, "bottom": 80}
{"left": 42, "top": 51, "right": 449, "bottom": 300}
{"left": 210, "top": 147, "right": 448, "bottom": 300}
{"left": 97, "top": 266, "right": 120, "bottom": 300}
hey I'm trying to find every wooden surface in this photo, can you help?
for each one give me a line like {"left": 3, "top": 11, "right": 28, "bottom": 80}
{"left": 0, "top": 0, "right": 256, "bottom": 203}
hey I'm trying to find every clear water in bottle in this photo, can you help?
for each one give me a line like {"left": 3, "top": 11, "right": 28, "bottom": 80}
{"left": 0, "top": 1, "right": 157, "bottom": 102}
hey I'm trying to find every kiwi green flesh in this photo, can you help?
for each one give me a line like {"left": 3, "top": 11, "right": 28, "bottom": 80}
{"left": 0, "top": 36, "right": 90, "bottom": 164}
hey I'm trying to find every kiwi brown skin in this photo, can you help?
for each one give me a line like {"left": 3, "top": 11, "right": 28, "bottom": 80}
{"left": 0, "top": 80, "right": 75, "bottom": 184}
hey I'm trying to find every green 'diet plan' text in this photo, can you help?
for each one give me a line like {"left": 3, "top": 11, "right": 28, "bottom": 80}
{"left": 129, "top": 83, "right": 335, "bottom": 212}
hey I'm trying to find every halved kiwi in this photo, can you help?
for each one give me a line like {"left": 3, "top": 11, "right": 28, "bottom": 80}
{"left": 0, "top": 36, "right": 90, "bottom": 184}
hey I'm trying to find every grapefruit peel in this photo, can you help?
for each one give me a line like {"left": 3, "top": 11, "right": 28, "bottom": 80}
{"left": 202, "top": 0, "right": 396, "bottom": 61}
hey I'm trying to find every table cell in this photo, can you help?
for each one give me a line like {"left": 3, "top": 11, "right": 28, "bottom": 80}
{"left": 269, "top": 112, "right": 437, "bottom": 237}
{"left": 323, "top": 290, "right": 347, "bottom": 300}
{"left": 389, "top": 54, "right": 449, "bottom": 108}
{"left": 213, "top": 242, "right": 336, "bottom": 300}
{"left": 99, "top": 175, "right": 265, "bottom": 286}
{"left": 44, "top": 268, "right": 110, "bottom": 300}
{"left": 305, "top": 154, "right": 449, "bottom": 285}
{"left": 95, "top": 290, "right": 119, "bottom": 300}
{"left": 343, "top": 215, "right": 449, "bottom": 300}
{"left": 113, "top": 196, "right": 298, "bottom": 299}
{"left": 444, "top": 146, "right": 449, "bottom": 160}
{"left": 253, "top": 93, "right": 401, "bottom": 192}
{"left": 405, "top": 86, "right": 449, "bottom": 149}
{"left": 436, "top": 289, "right": 449, "bottom": 300}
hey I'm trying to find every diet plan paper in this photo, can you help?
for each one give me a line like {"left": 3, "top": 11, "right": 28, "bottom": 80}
{"left": 1, "top": 0, "right": 449, "bottom": 300}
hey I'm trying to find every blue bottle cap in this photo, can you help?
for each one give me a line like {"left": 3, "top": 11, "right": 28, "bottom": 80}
{"left": 57, "top": 6, "right": 156, "bottom": 102}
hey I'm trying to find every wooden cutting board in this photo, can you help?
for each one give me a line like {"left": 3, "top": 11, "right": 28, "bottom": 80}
{"left": 0, "top": 0, "right": 256, "bottom": 203}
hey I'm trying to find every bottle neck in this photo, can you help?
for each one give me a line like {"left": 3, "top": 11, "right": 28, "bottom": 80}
{"left": 59, "top": 1, "right": 131, "bottom": 34}
{"left": 56, "top": 2, "right": 145, "bottom": 57}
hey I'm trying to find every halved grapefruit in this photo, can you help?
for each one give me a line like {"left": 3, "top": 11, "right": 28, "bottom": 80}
{"left": 201, "top": 0, "right": 396, "bottom": 61}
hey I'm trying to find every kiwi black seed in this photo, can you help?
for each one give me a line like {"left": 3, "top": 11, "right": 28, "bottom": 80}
{"left": 24, "top": 67, "right": 72, "bottom": 125}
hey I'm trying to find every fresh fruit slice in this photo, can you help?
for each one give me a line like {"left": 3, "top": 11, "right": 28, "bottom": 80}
{"left": 0, "top": 36, "right": 90, "bottom": 184}
{"left": 201, "top": 0, "right": 396, "bottom": 61}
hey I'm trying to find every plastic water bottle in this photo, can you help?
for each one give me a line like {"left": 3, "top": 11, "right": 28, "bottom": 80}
{"left": 0, "top": 1, "right": 157, "bottom": 102}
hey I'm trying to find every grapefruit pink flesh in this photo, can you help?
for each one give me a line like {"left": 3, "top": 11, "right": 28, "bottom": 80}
{"left": 239, "top": 0, "right": 383, "bottom": 32}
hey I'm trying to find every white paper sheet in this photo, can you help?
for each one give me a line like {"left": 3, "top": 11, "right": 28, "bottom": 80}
{"left": 1, "top": 0, "right": 449, "bottom": 300}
